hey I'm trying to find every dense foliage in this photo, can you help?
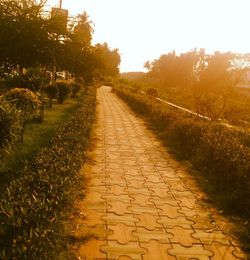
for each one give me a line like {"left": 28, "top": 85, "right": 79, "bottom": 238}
{"left": 56, "top": 82, "right": 71, "bottom": 104}
{"left": 0, "top": 1, "right": 121, "bottom": 85}
{"left": 43, "top": 84, "right": 59, "bottom": 108}
{"left": 0, "top": 87, "right": 96, "bottom": 259}
{"left": 71, "top": 82, "right": 82, "bottom": 98}
{"left": 114, "top": 85, "right": 250, "bottom": 217}
{"left": 3, "top": 68, "right": 50, "bottom": 92}
{"left": 5, "top": 88, "right": 42, "bottom": 122}
{"left": 123, "top": 50, "right": 250, "bottom": 124}
{"left": 0, "top": 100, "right": 21, "bottom": 163}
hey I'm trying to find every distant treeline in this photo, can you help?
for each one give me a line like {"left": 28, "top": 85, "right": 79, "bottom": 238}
{"left": 122, "top": 50, "right": 250, "bottom": 125}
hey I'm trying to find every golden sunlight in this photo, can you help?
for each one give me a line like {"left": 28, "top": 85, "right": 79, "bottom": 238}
{"left": 47, "top": 0, "right": 250, "bottom": 72}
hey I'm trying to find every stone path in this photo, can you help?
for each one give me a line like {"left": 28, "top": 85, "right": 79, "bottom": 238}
{"left": 71, "top": 86, "right": 246, "bottom": 259}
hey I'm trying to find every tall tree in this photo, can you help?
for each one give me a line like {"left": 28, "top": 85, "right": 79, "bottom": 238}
{"left": 94, "top": 43, "right": 121, "bottom": 77}
{"left": 0, "top": 0, "right": 61, "bottom": 69}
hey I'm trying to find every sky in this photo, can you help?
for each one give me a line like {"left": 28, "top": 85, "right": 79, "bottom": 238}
{"left": 46, "top": 0, "right": 250, "bottom": 72}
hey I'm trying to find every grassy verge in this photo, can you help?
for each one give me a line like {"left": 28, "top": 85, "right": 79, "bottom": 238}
{"left": 0, "top": 87, "right": 96, "bottom": 259}
{"left": 1, "top": 97, "right": 80, "bottom": 181}
{"left": 113, "top": 85, "right": 250, "bottom": 252}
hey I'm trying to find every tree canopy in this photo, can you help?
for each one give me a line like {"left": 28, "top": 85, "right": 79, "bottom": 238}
{"left": 0, "top": 0, "right": 121, "bottom": 82}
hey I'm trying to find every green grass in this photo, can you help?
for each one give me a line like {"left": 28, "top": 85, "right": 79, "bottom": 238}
{"left": 1, "top": 97, "right": 80, "bottom": 179}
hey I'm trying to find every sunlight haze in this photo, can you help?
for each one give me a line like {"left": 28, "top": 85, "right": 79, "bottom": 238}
{"left": 47, "top": 0, "right": 250, "bottom": 72}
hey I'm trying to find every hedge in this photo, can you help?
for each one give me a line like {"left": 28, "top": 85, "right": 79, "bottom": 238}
{"left": 0, "top": 86, "right": 96, "bottom": 259}
{"left": 0, "top": 100, "right": 22, "bottom": 164}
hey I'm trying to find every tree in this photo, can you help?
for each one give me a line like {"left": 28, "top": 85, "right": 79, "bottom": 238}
{"left": 195, "top": 52, "right": 236, "bottom": 119}
{"left": 57, "top": 12, "right": 97, "bottom": 83}
{"left": 145, "top": 50, "right": 201, "bottom": 90}
{"left": 70, "top": 12, "right": 93, "bottom": 48}
{"left": 94, "top": 43, "right": 121, "bottom": 78}
{"left": 0, "top": 0, "right": 66, "bottom": 70}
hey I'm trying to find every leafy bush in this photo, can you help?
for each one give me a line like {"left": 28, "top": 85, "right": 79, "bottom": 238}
{"left": 146, "top": 87, "right": 158, "bottom": 97}
{"left": 166, "top": 118, "right": 206, "bottom": 160}
{"left": 75, "top": 77, "right": 84, "bottom": 85}
{"left": 0, "top": 87, "right": 96, "bottom": 259}
{"left": 71, "top": 83, "right": 82, "bottom": 98}
{"left": 56, "top": 82, "right": 71, "bottom": 104}
{"left": 0, "top": 100, "right": 22, "bottom": 163}
{"left": 5, "top": 88, "right": 42, "bottom": 122}
{"left": 4, "top": 68, "right": 50, "bottom": 92}
{"left": 43, "top": 84, "right": 59, "bottom": 107}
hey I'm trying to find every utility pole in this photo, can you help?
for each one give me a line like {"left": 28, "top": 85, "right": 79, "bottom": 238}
{"left": 59, "top": 0, "right": 62, "bottom": 9}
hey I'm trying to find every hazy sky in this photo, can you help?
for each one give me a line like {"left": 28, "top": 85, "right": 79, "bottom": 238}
{"left": 47, "top": 0, "right": 250, "bottom": 72}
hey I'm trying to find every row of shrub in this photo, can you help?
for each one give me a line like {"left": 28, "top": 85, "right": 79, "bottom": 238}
{"left": 0, "top": 86, "right": 96, "bottom": 259}
{"left": 113, "top": 85, "right": 250, "bottom": 217}
{"left": 43, "top": 81, "right": 84, "bottom": 106}
{"left": 0, "top": 80, "right": 84, "bottom": 165}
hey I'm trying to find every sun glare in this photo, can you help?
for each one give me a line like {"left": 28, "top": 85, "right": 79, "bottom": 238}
{"left": 47, "top": 0, "right": 250, "bottom": 71}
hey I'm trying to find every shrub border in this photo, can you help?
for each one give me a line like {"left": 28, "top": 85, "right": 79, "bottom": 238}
{"left": 0, "top": 87, "right": 96, "bottom": 259}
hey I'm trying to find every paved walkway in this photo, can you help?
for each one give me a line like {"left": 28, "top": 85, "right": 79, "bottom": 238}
{"left": 71, "top": 86, "right": 246, "bottom": 259}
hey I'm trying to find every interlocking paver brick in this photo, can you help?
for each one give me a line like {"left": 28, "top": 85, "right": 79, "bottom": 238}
{"left": 130, "top": 194, "right": 153, "bottom": 206}
{"left": 171, "top": 190, "right": 196, "bottom": 199}
{"left": 156, "top": 204, "right": 183, "bottom": 218}
{"left": 175, "top": 197, "right": 197, "bottom": 209}
{"left": 131, "top": 205, "right": 161, "bottom": 215}
{"left": 87, "top": 186, "right": 106, "bottom": 194}
{"left": 108, "top": 223, "right": 137, "bottom": 244}
{"left": 107, "top": 200, "right": 132, "bottom": 215}
{"left": 106, "top": 163, "right": 124, "bottom": 169}
{"left": 124, "top": 169, "right": 142, "bottom": 176}
{"left": 140, "top": 165, "right": 156, "bottom": 172}
{"left": 105, "top": 179, "right": 127, "bottom": 186}
{"left": 101, "top": 241, "right": 146, "bottom": 259}
{"left": 149, "top": 188, "right": 171, "bottom": 198}
{"left": 103, "top": 213, "right": 139, "bottom": 226}
{"left": 178, "top": 206, "right": 199, "bottom": 217}
{"left": 88, "top": 177, "right": 105, "bottom": 187}
{"left": 157, "top": 216, "right": 194, "bottom": 228}
{"left": 166, "top": 180, "right": 187, "bottom": 192}
{"left": 106, "top": 172, "right": 125, "bottom": 179}
{"left": 85, "top": 191, "right": 106, "bottom": 205}
{"left": 232, "top": 247, "right": 246, "bottom": 259}
{"left": 127, "top": 180, "right": 146, "bottom": 189}
{"left": 127, "top": 187, "right": 150, "bottom": 196}
{"left": 145, "top": 175, "right": 164, "bottom": 184}
{"left": 74, "top": 223, "right": 108, "bottom": 240}
{"left": 88, "top": 165, "right": 105, "bottom": 174}
{"left": 118, "top": 256, "right": 133, "bottom": 260}
{"left": 168, "top": 244, "right": 213, "bottom": 260}
{"left": 135, "top": 213, "right": 162, "bottom": 230}
{"left": 79, "top": 239, "right": 106, "bottom": 260}
{"left": 104, "top": 194, "right": 132, "bottom": 203}
{"left": 133, "top": 227, "right": 172, "bottom": 243}
{"left": 141, "top": 240, "right": 175, "bottom": 260}
{"left": 107, "top": 185, "right": 128, "bottom": 195}
{"left": 204, "top": 242, "right": 239, "bottom": 260}
{"left": 146, "top": 182, "right": 169, "bottom": 190}
{"left": 123, "top": 160, "right": 138, "bottom": 166}
{"left": 149, "top": 196, "right": 180, "bottom": 207}
{"left": 124, "top": 175, "right": 145, "bottom": 181}
{"left": 166, "top": 226, "right": 199, "bottom": 247}
{"left": 82, "top": 210, "right": 105, "bottom": 227}
{"left": 192, "top": 230, "right": 232, "bottom": 245}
